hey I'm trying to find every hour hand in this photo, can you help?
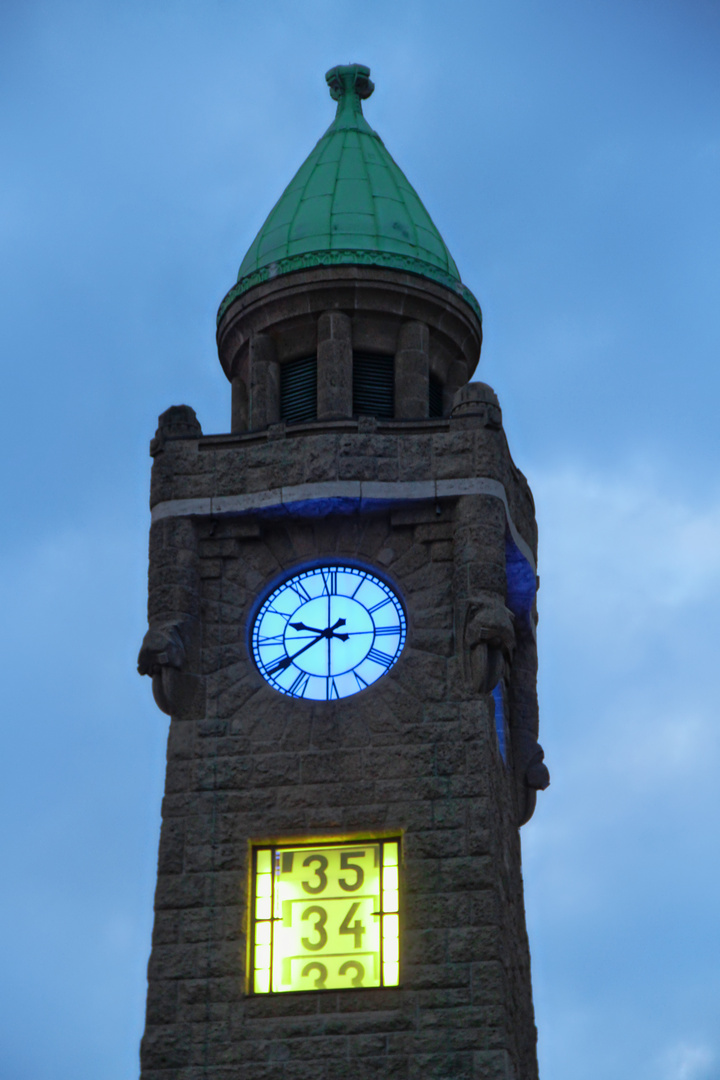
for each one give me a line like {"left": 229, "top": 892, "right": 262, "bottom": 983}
{"left": 267, "top": 655, "right": 293, "bottom": 674}
{"left": 289, "top": 621, "right": 323, "bottom": 633}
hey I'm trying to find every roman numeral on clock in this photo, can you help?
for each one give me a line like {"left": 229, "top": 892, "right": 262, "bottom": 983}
{"left": 326, "top": 677, "right": 340, "bottom": 700}
{"left": 367, "top": 647, "right": 393, "bottom": 667}
{"left": 320, "top": 568, "right": 337, "bottom": 595}
{"left": 353, "top": 671, "right": 368, "bottom": 691}
{"left": 290, "top": 579, "right": 312, "bottom": 602}
{"left": 289, "top": 669, "right": 310, "bottom": 697}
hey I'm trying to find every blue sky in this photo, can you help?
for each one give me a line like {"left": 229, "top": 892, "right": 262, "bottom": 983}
{"left": 1, "top": 1, "right": 719, "bottom": 1077}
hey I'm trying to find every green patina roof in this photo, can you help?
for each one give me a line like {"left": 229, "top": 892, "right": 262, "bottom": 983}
{"left": 218, "top": 64, "right": 480, "bottom": 322}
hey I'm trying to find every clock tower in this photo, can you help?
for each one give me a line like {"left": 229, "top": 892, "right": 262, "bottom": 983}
{"left": 138, "top": 64, "right": 549, "bottom": 1080}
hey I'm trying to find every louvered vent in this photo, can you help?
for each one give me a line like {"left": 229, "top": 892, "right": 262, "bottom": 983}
{"left": 429, "top": 373, "right": 444, "bottom": 418}
{"left": 353, "top": 353, "right": 394, "bottom": 418}
{"left": 280, "top": 356, "right": 317, "bottom": 424}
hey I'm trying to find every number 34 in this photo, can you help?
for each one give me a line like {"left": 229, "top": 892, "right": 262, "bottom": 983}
{"left": 300, "top": 902, "right": 366, "bottom": 950}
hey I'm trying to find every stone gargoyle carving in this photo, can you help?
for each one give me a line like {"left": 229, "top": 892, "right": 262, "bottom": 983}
{"left": 514, "top": 727, "right": 550, "bottom": 826}
{"left": 138, "top": 620, "right": 191, "bottom": 717}
{"left": 508, "top": 626, "right": 550, "bottom": 825}
{"left": 461, "top": 592, "right": 516, "bottom": 695}
{"left": 461, "top": 592, "right": 549, "bottom": 824}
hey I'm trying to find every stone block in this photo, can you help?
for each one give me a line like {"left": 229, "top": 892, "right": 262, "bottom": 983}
{"left": 403, "top": 892, "right": 471, "bottom": 929}
{"left": 408, "top": 1053, "right": 474, "bottom": 1080}
{"left": 157, "top": 819, "right": 186, "bottom": 873}
{"left": 435, "top": 742, "right": 467, "bottom": 777}
{"left": 325, "top": 1059, "right": 407, "bottom": 1080}
{"left": 300, "top": 749, "right": 367, "bottom": 784}
{"left": 145, "top": 979, "right": 179, "bottom": 1025}
{"left": 473, "top": 1050, "right": 518, "bottom": 1080}
{"left": 447, "top": 927, "right": 499, "bottom": 963}
{"left": 414, "top": 987, "right": 473, "bottom": 1010}
{"left": 402, "top": 927, "right": 447, "bottom": 966}
{"left": 432, "top": 799, "right": 467, "bottom": 829}
{"left": 398, "top": 438, "right": 432, "bottom": 480}
{"left": 140, "top": 1025, "right": 192, "bottom": 1070}
{"left": 405, "top": 829, "right": 465, "bottom": 859}
{"left": 365, "top": 744, "right": 435, "bottom": 781}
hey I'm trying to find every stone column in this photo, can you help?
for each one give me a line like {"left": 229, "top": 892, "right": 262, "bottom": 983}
{"left": 231, "top": 376, "right": 248, "bottom": 433}
{"left": 317, "top": 311, "right": 352, "bottom": 419}
{"left": 395, "top": 320, "right": 429, "bottom": 419}
{"left": 248, "top": 334, "right": 279, "bottom": 430}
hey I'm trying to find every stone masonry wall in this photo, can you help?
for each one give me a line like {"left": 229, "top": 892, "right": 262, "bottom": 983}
{"left": 148, "top": 414, "right": 537, "bottom": 560}
{"left": 140, "top": 414, "right": 540, "bottom": 1080}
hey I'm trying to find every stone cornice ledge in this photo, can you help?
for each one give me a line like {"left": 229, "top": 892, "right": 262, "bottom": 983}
{"left": 151, "top": 478, "right": 535, "bottom": 571}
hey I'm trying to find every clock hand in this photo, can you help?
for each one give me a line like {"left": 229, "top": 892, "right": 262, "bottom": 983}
{"left": 290, "top": 618, "right": 347, "bottom": 634}
{"left": 268, "top": 632, "right": 325, "bottom": 674}
{"left": 269, "top": 619, "right": 350, "bottom": 674}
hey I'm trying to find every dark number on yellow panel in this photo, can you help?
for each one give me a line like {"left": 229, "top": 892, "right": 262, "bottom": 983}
{"left": 301, "top": 961, "right": 327, "bottom": 988}
{"left": 339, "top": 902, "right": 365, "bottom": 948}
{"left": 301, "top": 854, "right": 328, "bottom": 894}
{"left": 339, "top": 960, "right": 365, "bottom": 986}
{"left": 301, "top": 906, "right": 328, "bottom": 950}
{"left": 339, "top": 850, "right": 366, "bottom": 891}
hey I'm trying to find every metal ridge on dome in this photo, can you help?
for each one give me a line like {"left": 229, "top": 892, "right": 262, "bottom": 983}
{"left": 218, "top": 64, "right": 481, "bottom": 324}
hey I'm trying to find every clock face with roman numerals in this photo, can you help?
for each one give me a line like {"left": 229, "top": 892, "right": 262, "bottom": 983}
{"left": 251, "top": 564, "right": 407, "bottom": 701}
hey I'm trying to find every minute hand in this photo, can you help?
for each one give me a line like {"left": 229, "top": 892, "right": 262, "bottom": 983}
{"left": 268, "top": 632, "right": 325, "bottom": 674}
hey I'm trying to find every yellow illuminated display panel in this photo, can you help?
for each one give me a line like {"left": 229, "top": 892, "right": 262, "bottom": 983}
{"left": 252, "top": 839, "right": 400, "bottom": 993}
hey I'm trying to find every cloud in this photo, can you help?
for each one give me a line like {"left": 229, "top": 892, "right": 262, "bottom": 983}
{"left": 535, "top": 460, "right": 720, "bottom": 623}
{"left": 0, "top": 512, "right": 163, "bottom": 1080}
{"left": 527, "top": 457, "right": 720, "bottom": 829}
{"left": 661, "top": 1042, "right": 716, "bottom": 1080}
{"left": 523, "top": 461, "right": 720, "bottom": 1078}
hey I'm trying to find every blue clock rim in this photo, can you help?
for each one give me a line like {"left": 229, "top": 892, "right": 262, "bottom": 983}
{"left": 247, "top": 558, "right": 408, "bottom": 692}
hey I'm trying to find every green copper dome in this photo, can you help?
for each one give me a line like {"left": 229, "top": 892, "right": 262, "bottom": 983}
{"left": 218, "top": 64, "right": 480, "bottom": 321}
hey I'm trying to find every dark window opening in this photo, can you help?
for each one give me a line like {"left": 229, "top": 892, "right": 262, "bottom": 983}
{"left": 429, "top": 373, "right": 444, "bottom": 418}
{"left": 353, "top": 353, "right": 394, "bottom": 419}
{"left": 280, "top": 356, "right": 317, "bottom": 424}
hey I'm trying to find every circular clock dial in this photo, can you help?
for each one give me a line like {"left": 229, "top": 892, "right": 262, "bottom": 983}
{"left": 251, "top": 564, "right": 407, "bottom": 701}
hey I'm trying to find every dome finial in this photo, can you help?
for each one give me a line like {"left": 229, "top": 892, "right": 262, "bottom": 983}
{"left": 325, "top": 63, "right": 374, "bottom": 122}
{"left": 218, "top": 61, "right": 482, "bottom": 325}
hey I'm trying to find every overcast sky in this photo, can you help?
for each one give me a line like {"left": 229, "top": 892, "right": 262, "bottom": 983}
{"left": 1, "top": 2, "right": 719, "bottom": 1078}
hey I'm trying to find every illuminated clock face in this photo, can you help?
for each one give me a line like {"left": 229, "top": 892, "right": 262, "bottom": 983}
{"left": 251, "top": 564, "right": 407, "bottom": 700}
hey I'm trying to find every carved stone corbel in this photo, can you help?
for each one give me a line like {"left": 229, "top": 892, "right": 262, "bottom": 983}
{"left": 507, "top": 620, "right": 550, "bottom": 825}
{"left": 461, "top": 592, "right": 516, "bottom": 695}
{"left": 137, "top": 619, "right": 202, "bottom": 718}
